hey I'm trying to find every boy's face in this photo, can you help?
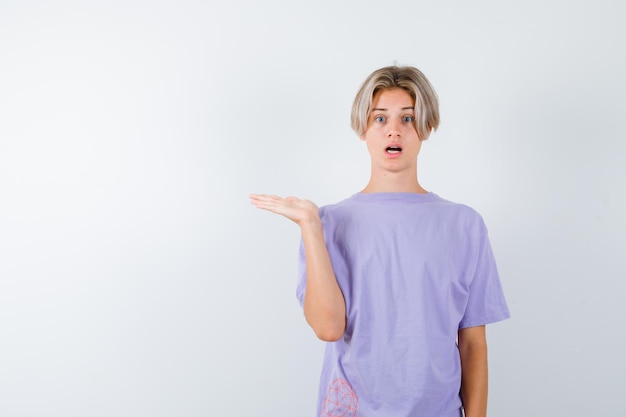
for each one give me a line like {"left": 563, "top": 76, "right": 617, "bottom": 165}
{"left": 360, "top": 88, "right": 422, "bottom": 175}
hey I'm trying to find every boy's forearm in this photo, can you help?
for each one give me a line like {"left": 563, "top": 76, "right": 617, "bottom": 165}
{"left": 458, "top": 326, "right": 488, "bottom": 417}
{"left": 301, "top": 220, "right": 346, "bottom": 342}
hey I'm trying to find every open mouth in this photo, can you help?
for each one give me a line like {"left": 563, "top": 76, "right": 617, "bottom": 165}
{"left": 386, "top": 146, "right": 402, "bottom": 154}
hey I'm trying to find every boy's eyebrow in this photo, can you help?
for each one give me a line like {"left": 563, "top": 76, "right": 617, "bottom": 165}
{"left": 371, "top": 106, "right": 414, "bottom": 111}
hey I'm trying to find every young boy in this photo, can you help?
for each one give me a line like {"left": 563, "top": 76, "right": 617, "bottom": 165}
{"left": 250, "top": 66, "right": 510, "bottom": 417}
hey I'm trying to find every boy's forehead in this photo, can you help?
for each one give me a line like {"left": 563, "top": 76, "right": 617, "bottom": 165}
{"left": 371, "top": 88, "right": 415, "bottom": 110}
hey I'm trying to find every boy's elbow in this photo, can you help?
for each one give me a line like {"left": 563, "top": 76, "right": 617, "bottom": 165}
{"left": 314, "top": 326, "right": 344, "bottom": 342}
{"left": 305, "top": 315, "right": 345, "bottom": 342}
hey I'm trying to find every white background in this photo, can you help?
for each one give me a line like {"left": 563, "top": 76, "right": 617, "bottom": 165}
{"left": 1, "top": 0, "right": 624, "bottom": 416}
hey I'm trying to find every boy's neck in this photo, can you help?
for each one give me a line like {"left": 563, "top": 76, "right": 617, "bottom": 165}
{"left": 361, "top": 172, "right": 427, "bottom": 194}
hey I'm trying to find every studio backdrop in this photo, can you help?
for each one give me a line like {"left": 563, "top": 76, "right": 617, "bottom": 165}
{"left": 0, "top": 0, "right": 624, "bottom": 416}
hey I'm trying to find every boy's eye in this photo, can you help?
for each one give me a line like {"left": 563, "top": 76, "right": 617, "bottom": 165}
{"left": 403, "top": 116, "right": 415, "bottom": 123}
{"left": 375, "top": 115, "right": 386, "bottom": 123}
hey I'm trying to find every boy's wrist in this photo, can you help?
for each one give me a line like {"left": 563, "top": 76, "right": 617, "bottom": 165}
{"left": 299, "top": 216, "right": 322, "bottom": 231}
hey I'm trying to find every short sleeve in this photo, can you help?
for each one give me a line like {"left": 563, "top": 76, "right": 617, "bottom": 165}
{"left": 459, "top": 229, "right": 511, "bottom": 329}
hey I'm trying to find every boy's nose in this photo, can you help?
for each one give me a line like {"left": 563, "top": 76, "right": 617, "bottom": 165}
{"left": 386, "top": 121, "right": 401, "bottom": 137}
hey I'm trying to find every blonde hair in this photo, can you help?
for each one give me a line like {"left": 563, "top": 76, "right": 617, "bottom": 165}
{"left": 351, "top": 65, "right": 440, "bottom": 140}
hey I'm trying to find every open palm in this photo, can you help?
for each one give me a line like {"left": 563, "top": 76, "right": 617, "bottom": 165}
{"left": 249, "top": 194, "right": 319, "bottom": 226}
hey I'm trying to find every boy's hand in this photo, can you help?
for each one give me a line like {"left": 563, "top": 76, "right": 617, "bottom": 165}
{"left": 249, "top": 194, "right": 320, "bottom": 227}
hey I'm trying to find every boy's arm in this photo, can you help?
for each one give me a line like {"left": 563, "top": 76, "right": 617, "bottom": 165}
{"left": 299, "top": 218, "right": 346, "bottom": 341}
{"left": 458, "top": 325, "right": 488, "bottom": 417}
{"left": 250, "top": 194, "right": 346, "bottom": 341}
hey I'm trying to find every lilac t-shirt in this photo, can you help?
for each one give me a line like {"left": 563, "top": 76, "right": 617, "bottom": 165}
{"left": 297, "top": 192, "right": 510, "bottom": 417}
